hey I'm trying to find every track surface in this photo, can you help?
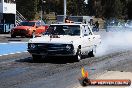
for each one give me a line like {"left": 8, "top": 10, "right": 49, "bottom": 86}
{"left": 0, "top": 31, "right": 132, "bottom": 88}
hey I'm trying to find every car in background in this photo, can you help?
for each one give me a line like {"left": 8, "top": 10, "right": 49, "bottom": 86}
{"left": 124, "top": 20, "right": 132, "bottom": 31}
{"left": 11, "top": 20, "right": 49, "bottom": 38}
{"left": 105, "top": 19, "right": 125, "bottom": 32}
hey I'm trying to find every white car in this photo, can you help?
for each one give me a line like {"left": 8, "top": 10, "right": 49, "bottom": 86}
{"left": 27, "top": 23, "right": 101, "bottom": 61}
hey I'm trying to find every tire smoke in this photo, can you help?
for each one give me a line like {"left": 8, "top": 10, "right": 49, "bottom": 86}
{"left": 96, "top": 31, "right": 132, "bottom": 56}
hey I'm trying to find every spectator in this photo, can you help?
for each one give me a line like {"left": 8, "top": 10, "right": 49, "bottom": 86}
{"left": 32, "top": 30, "right": 36, "bottom": 38}
{"left": 65, "top": 16, "right": 69, "bottom": 23}
{"left": 89, "top": 19, "right": 93, "bottom": 26}
{"left": 65, "top": 16, "right": 73, "bottom": 23}
{"left": 94, "top": 21, "right": 99, "bottom": 32}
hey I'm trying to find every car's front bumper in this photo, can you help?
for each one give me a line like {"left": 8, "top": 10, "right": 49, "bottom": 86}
{"left": 27, "top": 43, "right": 75, "bottom": 56}
{"left": 11, "top": 29, "right": 30, "bottom": 36}
{"left": 28, "top": 49, "right": 75, "bottom": 56}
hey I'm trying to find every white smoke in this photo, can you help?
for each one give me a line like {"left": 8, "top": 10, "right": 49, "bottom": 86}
{"left": 95, "top": 31, "right": 132, "bottom": 56}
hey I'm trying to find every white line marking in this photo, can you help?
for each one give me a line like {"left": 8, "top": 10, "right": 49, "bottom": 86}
{"left": 0, "top": 51, "right": 28, "bottom": 57}
{"left": 0, "top": 43, "right": 9, "bottom": 44}
{"left": 9, "top": 42, "right": 28, "bottom": 44}
{"left": 0, "top": 42, "right": 27, "bottom": 44}
{"left": 125, "top": 85, "right": 132, "bottom": 88}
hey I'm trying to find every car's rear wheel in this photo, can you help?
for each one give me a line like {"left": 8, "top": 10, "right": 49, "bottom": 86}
{"left": 75, "top": 49, "right": 82, "bottom": 61}
{"left": 88, "top": 50, "right": 95, "bottom": 57}
{"left": 88, "top": 45, "right": 96, "bottom": 57}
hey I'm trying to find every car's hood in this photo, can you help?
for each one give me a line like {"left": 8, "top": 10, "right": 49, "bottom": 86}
{"left": 29, "top": 35, "right": 81, "bottom": 44}
{"left": 14, "top": 26, "right": 31, "bottom": 30}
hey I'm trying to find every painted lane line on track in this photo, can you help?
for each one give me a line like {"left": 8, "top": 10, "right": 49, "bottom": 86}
{"left": 0, "top": 42, "right": 28, "bottom": 44}
{"left": 9, "top": 42, "right": 28, "bottom": 43}
{"left": 125, "top": 85, "right": 132, "bottom": 88}
{"left": 0, "top": 51, "right": 28, "bottom": 57}
{"left": 0, "top": 42, "right": 27, "bottom": 56}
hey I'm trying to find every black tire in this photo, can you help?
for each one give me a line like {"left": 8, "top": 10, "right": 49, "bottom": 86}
{"left": 25, "top": 35, "right": 31, "bottom": 38}
{"left": 11, "top": 34, "right": 16, "bottom": 38}
{"left": 32, "top": 55, "right": 42, "bottom": 62}
{"left": 30, "top": 34, "right": 33, "bottom": 38}
{"left": 75, "top": 49, "right": 81, "bottom": 61}
{"left": 88, "top": 50, "right": 95, "bottom": 57}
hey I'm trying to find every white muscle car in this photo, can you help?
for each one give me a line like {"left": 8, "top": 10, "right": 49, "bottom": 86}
{"left": 27, "top": 23, "right": 101, "bottom": 61}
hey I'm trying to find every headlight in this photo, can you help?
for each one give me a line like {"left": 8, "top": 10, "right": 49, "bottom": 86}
{"left": 31, "top": 44, "right": 36, "bottom": 48}
{"left": 28, "top": 43, "right": 36, "bottom": 49}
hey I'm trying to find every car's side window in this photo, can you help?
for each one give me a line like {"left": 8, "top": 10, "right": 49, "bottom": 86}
{"left": 36, "top": 21, "right": 41, "bottom": 27}
{"left": 82, "top": 25, "right": 90, "bottom": 36}
{"left": 88, "top": 26, "right": 92, "bottom": 35}
{"left": 41, "top": 21, "right": 45, "bottom": 25}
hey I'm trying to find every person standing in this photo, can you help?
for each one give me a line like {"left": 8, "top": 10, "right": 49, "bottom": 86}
{"left": 95, "top": 21, "right": 99, "bottom": 32}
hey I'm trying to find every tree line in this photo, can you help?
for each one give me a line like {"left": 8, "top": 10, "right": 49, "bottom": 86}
{"left": 16, "top": 0, "right": 132, "bottom": 20}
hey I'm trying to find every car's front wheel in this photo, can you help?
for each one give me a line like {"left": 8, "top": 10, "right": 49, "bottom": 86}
{"left": 11, "top": 34, "right": 16, "bottom": 38}
{"left": 32, "top": 55, "right": 42, "bottom": 62}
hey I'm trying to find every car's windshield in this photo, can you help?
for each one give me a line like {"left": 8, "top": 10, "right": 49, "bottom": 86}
{"left": 19, "top": 22, "right": 36, "bottom": 26}
{"left": 44, "top": 25, "right": 80, "bottom": 36}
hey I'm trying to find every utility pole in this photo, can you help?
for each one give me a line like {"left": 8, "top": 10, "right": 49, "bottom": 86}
{"left": 64, "top": 0, "right": 67, "bottom": 22}
{"left": 41, "top": 0, "right": 46, "bottom": 21}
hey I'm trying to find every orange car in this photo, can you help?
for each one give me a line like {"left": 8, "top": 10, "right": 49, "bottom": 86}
{"left": 11, "top": 20, "right": 49, "bottom": 38}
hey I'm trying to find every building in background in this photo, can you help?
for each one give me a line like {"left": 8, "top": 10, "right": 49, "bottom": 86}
{"left": 57, "top": 15, "right": 93, "bottom": 24}
{"left": 0, "top": 0, "right": 16, "bottom": 33}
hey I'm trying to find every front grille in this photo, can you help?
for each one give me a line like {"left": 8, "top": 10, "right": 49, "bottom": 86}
{"left": 14, "top": 29, "right": 28, "bottom": 35}
{"left": 28, "top": 43, "right": 74, "bottom": 55}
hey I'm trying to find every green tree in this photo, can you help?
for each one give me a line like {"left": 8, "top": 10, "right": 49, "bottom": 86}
{"left": 94, "top": 0, "right": 103, "bottom": 17}
{"left": 102, "top": 0, "right": 124, "bottom": 19}
{"left": 16, "top": 0, "right": 129, "bottom": 20}
{"left": 67, "top": 0, "right": 86, "bottom": 16}
{"left": 43, "top": 0, "right": 63, "bottom": 15}
{"left": 87, "top": 0, "right": 96, "bottom": 16}
{"left": 67, "top": 0, "right": 78, "bottom": 15}
{"left": 16, "top": 0, "right": 38, "bottom": 20}
{"left": 127, "top": 0, "right": 132, "bottom": 19}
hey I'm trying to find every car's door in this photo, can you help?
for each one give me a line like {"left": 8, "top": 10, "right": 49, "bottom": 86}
{"left": 81, "top": 25, "right": 94, "bottom": 54}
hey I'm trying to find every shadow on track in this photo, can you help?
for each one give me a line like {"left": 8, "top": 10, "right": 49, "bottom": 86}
{"left": 15, "top": 56, "right": 77, "bottom": 64}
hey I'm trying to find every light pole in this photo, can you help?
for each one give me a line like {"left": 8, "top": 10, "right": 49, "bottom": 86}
{"left": 63, "top": 0, "right": 66, "bottom": 22}
{"left": 41, "top": 0, "right": 46, "bottom": 21}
